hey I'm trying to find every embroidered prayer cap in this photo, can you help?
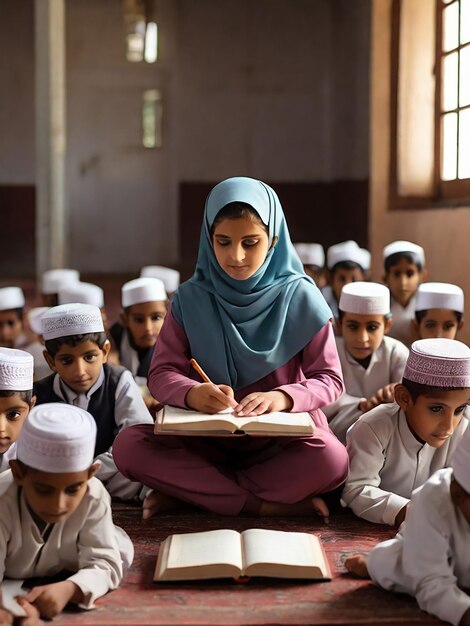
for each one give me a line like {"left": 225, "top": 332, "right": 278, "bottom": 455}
{"left": 403, "top": 338, "right": 470, "bottom": 388}
{"left": 293, "top": 243, "right": 325, "bottom": 268}
{"left": 17, "top": 403, "right": 96, "bottom": 472}
{"left": 59, "top": 282, "right": 104, "bottom": 309}
{"left": 0, "top": 287, "right": 25, "bottom": 311}
{"left": 42, "top": 303, "right": 104, "bottom": 341}
{"left": 140, "top": 266, "right": 180, "bottom": 293}
{"left": 383, "top": 240, "right": 425, "bottom": 266}
{"left": 327, "top": 240, "right": 371, "bottom": 271}
{"left": 415, "top": 282, "right": 464, "bottom": 313}
{"left": 27, "top": 307, "right": 49, "bottom": 335}
{"left": 451, "top": 426, "right": 470, "bottom": 493}
{"left": 41, "top": 269, "right": 80, "bottom": 295}
{"left": 0, "top": 348, "right": 33, "bottom": 391}
{"left": 339, "top": 282, "right": 390, "bottom": 315}
{"left": 122, "top": 277, "right": 167, "bottom": 308}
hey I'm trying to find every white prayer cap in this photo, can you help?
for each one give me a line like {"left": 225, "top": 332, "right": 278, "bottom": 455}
{"left": 327, "top": 240, "right": 371, "bottom": 271}
{"left": 59, "top": 282, "right": 104, "bottom": 309}
{"left": 41, "top": 269, "right": 80, "bottom": 295}
{"left": 17, "top": 403, "right": 96, "bottom": 473}
{"left": 415, "top": 282, "right": 464, "bottom": 314}
{"left": 293, "top": 243, "right": 325, "bottom": 267}
{"left": 0, "top": 348, "right": 33, "bottom": 391}
{"left": 0, "top": 287, "right": 25, "bottom": 311}
{"left": 122, "top": 277, "right": 167, "bottom": 308}
{"left": 140, "top": 266, "right": 180, "bottom": 293}
{"left": 383, "top": 240, "right": 425, "bottom": 266}
{"left": 42, "top": 303, "right": 104, "bottom": 341}
{"left": 404, "top": 338, "right": 470, "bottom": 387}
{"left": 451, "top": 426, "right": 470, "bottom": 493}
{"left": 339, "top": 282, "right": 390, "bottom": 315}
{"left": 27, "top": 307, "right": 49, "bottom": 335}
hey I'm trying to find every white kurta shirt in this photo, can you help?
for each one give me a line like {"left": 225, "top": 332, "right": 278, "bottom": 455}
{"left": 342, "top": 402, "right": 468, "bottom": 525}
{"left": 52, "top": 368, "right": 153, "bottom": 500}
{"left": 367, "top": 468, "right": 470, "bottom": 626}
{"left": 323, "top": 336, "right": 409, "bottom": 443}
{"left": 388, "top": 294, "right": 418, "bottom": 347}
{"left": 0, "top": 443, "right": 16, "bottom": 474}
{"left": 0, "top": 475, "right": 133, "bottom": 609}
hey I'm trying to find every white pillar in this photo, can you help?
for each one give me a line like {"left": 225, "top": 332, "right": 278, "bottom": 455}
{"left": 35, "top": 0, "right": 67, "bottom": 275}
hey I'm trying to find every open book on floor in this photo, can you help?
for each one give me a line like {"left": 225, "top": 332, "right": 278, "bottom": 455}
{"left": 155, "top": 405, "right": 314, "bottom": 436}
{"left": 154, "top": 528, "right": 331, "bottom": 582}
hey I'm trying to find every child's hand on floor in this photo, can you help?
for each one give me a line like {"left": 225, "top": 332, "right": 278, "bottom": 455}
{"left": 186, "top": 383, "right": 237, "bottom": 413}
{"left": 24, "top": 581, "right": 82, "bottom": 620}
{"left": 16, "top": 597, "right": 44, "bottom": 626}
{"left": 234, "top": 390, "right": 293, "bottom": 417}
{"left": 359, "top": 383, "right": 397, "bottom": 413}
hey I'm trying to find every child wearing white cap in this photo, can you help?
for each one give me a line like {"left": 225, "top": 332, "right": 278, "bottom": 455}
{"left": 414, "top": 282, "right": 464, "bottom": 340}
{"left": 33, "top": 304, "right": 153, "bottom": 501}
{"left": 0, "top": 403, "right": 133, "bottom": 620}
{"left": 109, "top": 277, "right": 167, "bottom": 397}
{"left": 41, "top": 269, "right": 80, "bottom": 307}
{"left": 383, "top": 240, "right": 426, "bottom": 347}
{"left": 0, "top": 348, "right": 35, "bottom": 473}
{"left": 0, "top": 286, "right": 28, "bottom": 350}
{"left": 345, "top": 425, "right": 470, "bottom": 626}
{"left": 293, "top": 243, "right": 327, "bottom": 289}
{"left": 323, "top": 282, "right": 409, "bottom": 444}
{"left": 321, "top": 240, "right": 371, "bottom": 322}
{"left": 140, "top": 265, "right": 180, "bottom": 296}
{"left": 342, "top": 338, "right": 470, "bottom": 526}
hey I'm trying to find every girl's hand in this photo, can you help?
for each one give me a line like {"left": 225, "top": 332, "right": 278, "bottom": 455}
{"left": 24, "top": 581, "right": 81, "bottom": 620}
{"left": 234, "top": 391, "right": 293, "bottom": 417}
{"left": 186, "top": 383, "right": 237, "bottom": 414}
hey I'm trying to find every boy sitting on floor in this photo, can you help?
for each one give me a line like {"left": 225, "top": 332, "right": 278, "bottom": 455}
{"left": 0, "top": 348, "right": 35, "bottom": 473}
{"left": 346, "top": 425, "right": 470, "bottom": 626}
{"left": 1, "top": 403, "right": 133, "bottom": 620}
{"left": 33, "top": 303, "right": 153, "bottom": 501}
{"left": 323, "top": 282, "right": 408, "bottom": 444}
{"left": 414, "top": 282, "right": 464, "bottom": 340}
{"left": 342, "top": 338, "right": 469, "bottom": 526}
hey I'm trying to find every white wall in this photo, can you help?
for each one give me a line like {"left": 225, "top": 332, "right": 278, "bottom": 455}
{"left": 0, "top": 0, "right": 370, "bottom": 273}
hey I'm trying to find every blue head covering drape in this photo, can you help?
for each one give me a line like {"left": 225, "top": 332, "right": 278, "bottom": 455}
{"left": 172, "top": 177, "right": 332, "bottom": 389}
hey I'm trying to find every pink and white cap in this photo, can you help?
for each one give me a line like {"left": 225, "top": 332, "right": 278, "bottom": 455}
{"left": 451, "top": 426, "right": 470, "bottom": 493}
{"left": 17, "top": 403, "right": 97, "bottom": 473}
{"left": 42, "top": 303, "right": 104, "bottom": 340}
{"left": 293, "top": 243, "right": 325, "bottom": 268}
{"left": 339, "top": 282, "right": 390, "bottom": 315}
{"left": 404, "top": 338, "right": 470, "bottom": 387}
{"left": 0, "top": 348, "right": 34, "bottom": 391}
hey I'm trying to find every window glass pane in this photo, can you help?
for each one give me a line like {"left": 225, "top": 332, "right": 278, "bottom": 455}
{"left": 442, "top": 112, "right": 458, "bottom": 180}
{"left": 144, "top": 22, "right": 158, "bottom": 63}
{"left": 443, "top": 52, "right": 459, "bottom": 110}
{"left": 443, "top": 2, "right": 459, "bottom": 52}
{"left": 458, "top": 108, "right": 470, "bottom": 178}
{"left": 461, "top": 0, "right": 470, "bottom": 44}
{"left": 460, "top": 46, "right": 470, "bottom": 106}
{"left": 142, "top": 89, "right": 163, "bottom": 149}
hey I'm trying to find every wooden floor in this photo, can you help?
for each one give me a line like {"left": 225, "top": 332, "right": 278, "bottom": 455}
{"left": 50, "top": 504, "right": 443, "bottom": 626}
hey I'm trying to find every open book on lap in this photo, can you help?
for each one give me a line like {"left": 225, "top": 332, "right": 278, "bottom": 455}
{"left": 154, "top": 528, "right": 331, "bottom": 582}
{"left": 155, "top": 405, "right": 314, "bottom": 436}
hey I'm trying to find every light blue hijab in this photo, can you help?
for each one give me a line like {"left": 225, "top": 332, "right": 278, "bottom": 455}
{"left": 172, "top": 177, "right": 332, "bottom": 389}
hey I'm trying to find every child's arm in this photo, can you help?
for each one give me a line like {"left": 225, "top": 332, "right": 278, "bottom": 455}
{"left": 359, "top": 383, "right": 397, "bottom": 413}
{"left": 341, "top": 419, "right": 409, "bottom": 525}
{"left": 24, "top": 581, "right": 81, "bottom": 620}
{"left": 323, "top": 392, "right": 367, "bottom": 444}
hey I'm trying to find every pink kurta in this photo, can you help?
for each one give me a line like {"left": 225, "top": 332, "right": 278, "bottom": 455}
{"left": 113, "top": 308, "right": 348, "bottom": 515}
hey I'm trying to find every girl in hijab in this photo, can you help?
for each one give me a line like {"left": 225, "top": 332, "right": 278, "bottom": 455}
{"left": 114, "top": 177, "right": 348, "bottom": 520}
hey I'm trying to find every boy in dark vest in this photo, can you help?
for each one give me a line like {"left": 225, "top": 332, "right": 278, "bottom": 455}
{"left": 33, "top": 303, "right": 153, "bottom": 501}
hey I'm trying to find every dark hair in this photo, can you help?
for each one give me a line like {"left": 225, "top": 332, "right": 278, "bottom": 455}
{"left": 0, "top": 389, "right": 33, "bottom": 403}
{"left": 337, "top": 308, "right": 391, "bottom": 322}
{"left": 45, "top": 332, "right": 107, "bottom": 357}
{"left": 0, "top": 308, "right": 23, "bottom": 322}
{"left": 384, "top": 251, "right": 423, "bottom": 273}
{"left": 210, "top": 202, "right": 268, "bottom": 236}
{"left": 415, "top": 309, "right": 463, "bottom": 324}
{"left": 331, "top": 261, "right": 366, "bottom": 274}
{"left": 401, "top": 377, "right": 467, "bottom": 401}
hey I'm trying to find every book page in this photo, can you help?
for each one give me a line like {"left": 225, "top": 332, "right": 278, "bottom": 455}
{"left": 1, "top": 580, "right": 27, "bottom": 618}
{"left": 241, "top": 529, "right": 329, "bottom": 578}
{"left": 166, "top": 529, "right": 243, "bottom": 571}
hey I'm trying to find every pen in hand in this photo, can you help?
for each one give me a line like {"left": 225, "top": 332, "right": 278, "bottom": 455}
{"left": 189, "top": 358, "right": 237, "bottom": 409}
